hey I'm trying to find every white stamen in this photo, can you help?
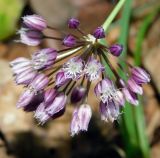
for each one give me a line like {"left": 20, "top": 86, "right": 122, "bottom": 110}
{"left": 84, "top": 59, "right": 103, "bottom": 81}
{"left": 63, "top": 57, "right": 83, "bottom": 79}
{"left": 32, "top": 52, "right": 48, "bottom": 69}
{"left": 100, "top": 85, "right": 120, "bottom": 103}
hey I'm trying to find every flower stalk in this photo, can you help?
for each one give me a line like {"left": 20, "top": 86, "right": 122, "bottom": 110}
{"left": 102, "top": 0, "right": 126, "bottom": 31}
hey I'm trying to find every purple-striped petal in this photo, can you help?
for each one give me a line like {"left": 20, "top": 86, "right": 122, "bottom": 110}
{"left": 122, "top": 88, "right": 139, "bottom": 106}
{"left": 131, "top": 67, "right": 150, "bottom": 84}
{"left": 16, "top": 89, "right": 34, "bottom": 108}
{"left": 19, "top": 28, "right": 42, "bottom": 46}
{"left": 128, "top": 78, "right": 143, "bottom": 95}
{"left": 32, "top": 48, "right": 57, "bottom": 70}
{"left": 55, "top": 71, "right": 70, "bottom": 86}
{"left": 45, "top": 93, "right": 67, "bottom": 115}
{"left": 78, "top": 104, "right": 92, "bottom": 131}
{"left": 44, "top": 88, "right": 57, "bottom": 104}
{"left": 23, "top": 14, "right": 47, "bottom": 31}
{"left": 31, "top": 73, "right": 49, "bottom": 91}
{"left": 100, "top": 101, "right": 120, "bottom": 122}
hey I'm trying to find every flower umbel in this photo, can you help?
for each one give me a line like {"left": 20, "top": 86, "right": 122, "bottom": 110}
{"left": 10, "top": 15, "right": 150, "bottom": 136}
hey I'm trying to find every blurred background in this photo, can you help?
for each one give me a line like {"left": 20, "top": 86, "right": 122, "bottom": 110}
{"left": 0, "top": 0, "right": 160, "bottom": 158}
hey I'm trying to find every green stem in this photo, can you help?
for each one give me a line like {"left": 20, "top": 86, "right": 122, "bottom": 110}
{"left": 102, "top": 0, "right": 126, "bottom": 31}
{"left": 134, "top": 11, "right": 158, "bottom": 65}
{"left": 101, "top": 0, "right": 152, "bottom": 158}
{"left": 117, "top": 0, "right": 141, "bottom": 157}
{"left": 100, "top": 0, "right": 126, "bottom": 75}
{"left": 132, "top": 11, "right": 158, "bottom": 158}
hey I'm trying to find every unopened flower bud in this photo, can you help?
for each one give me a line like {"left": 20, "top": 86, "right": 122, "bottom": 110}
{"left": 30, "top": 73, "right": 49, "bottom": 91}
{"left": 109, "top": 44, "right": 123, "bottom": 57}
{"left": 10, "top": 57, "right": 33, "bottom": 75}
{"left": 10, "top": 57, "right": 30, "bottom": 67}
{"left": 19, "top": 28, "right": 42, "bottom": 46}
{"left": 24, "top": 91, "right": 44, "bottom": 112}
{"left": 70, "top": 104, "right": 92, "bottom": 136}
{"left": 114, "top": 90, "right": 125, "bottom": 106}
{"left": 46, "top": 93, "right": 67, "bottom": 116}
{"left": 70, "top": 108, "right": 80, "bottom": 136}
{"left": 127, "top": 78, "right": 143, "bottom": 95}
{"left": 63, "top": 35, "right": 76, "bottom": 47}
{"left": 15, "top": 69, "right": 37, "bottom": 85}
{"left": 44, "top": 88, "right": 57, "bottom": 104}
{"left": 22, "top": 14, "right": 47, "bottom": 31}
{"left": 68, "top": 18, "right": 80, "bottom": 29}
{"left": 122, "top": 88, "right": 139, "bottom": 106}
{"left": 93, "top": 27, "right": 105, "bottom": 39}
{"left": 131, "top": 67, "right": 150, "bottom": 84}
{"left": 16, "top": 89, "right": 34, "bottom": 108}
{"left": 78, "top": 104, "right": 92, "bottom": 131}
{"left": 55, "top": 71, "right": 69, "bottom": 86}
{"left": 71, "top": 86, "right": 86, "bottom": 104}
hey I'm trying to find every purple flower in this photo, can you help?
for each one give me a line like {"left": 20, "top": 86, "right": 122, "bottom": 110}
{"left": 131, "top": 67, "right": 150, "bottom": 84}
{"left": 109, "top": 44, "right": 123, "bottom": 56}
{"left": 24, "top": 91, "right": 44, "bottom": 112}
{"left": 11, "top": 14, "right": 151, "bottom": 135}
{"left": 44, "top": 88, "right": 57, "bottom": 104}
{"left": 100, "top": 101, "right": 120, "bottom": 122}
{"left": 15, "top": 69, "right": 37, "bottom": 85}
{"left": 34, "top": 89, "right": 64, "bottom": 124}
{"left": 45, "top": 93, "right": 67, "bottom": 116}
{"left": 93, "top": 27, "right": 105, "bottom": 39}
{"left": 10, "top": 57, "right": 33, "bottom": 75}
{"left": 10, "top": 57, "right": 38, "bottom": 86}
{"left": 55, "top": 71, "right": 70, "bottom": 86}
{"left": 32, "top": 48, "right": 57, "bottom": 70}
{"left": 94, "top": 78, "right": 113, "bottom": 97}
{"left": 68, "top": 18, "right": 80, "bottom": 29}
{"left": 63, "top": 35, "right": 76, "bottom": 47}
{"left": 95, "top": 78, "right": 125, "bottom": 106}
{"left": 114, "top": 90, "right": 125, "bottom": 106}
{"left": 70, "top": 108, "right": 80, "bottom": 136}
{"left": 22, "top": 14, "right": 47, "bottom": 31}
{"left": 16, "top": 89, "right": 35, "bottom": 108}
{"left": 127, "top": 78, "right": 143, "bottom": 95}
{"left": 35, "top": 102, "right": 65, "bottom": 124}
{"left": 34, "top": 102, "right": 50, "bottom": 124}
{"left": 77, "top": 104, "right": 92, "bottom": 131}
{"left": 71, "top": 86, "right": 86, "bottom": 104}
{"left": 62, "top": 56, "right": 84, "bottom": 79}
{"left": 10, "top": 57, "right": 30, "bottom": 67}
{"left": 34, "top": 102, "right": 65, "bottom": 125}
{"left": 84, "top": 57, "right": 104, "bottom": 81}
{"left": 122, "top": 88, "right": 139, "bottom": 106}
{"left": 18, "top": 28, "right": 43, "bottom": 46}
{"left": 70, "top": 104, "right": 92, "bottom": 136}
{"left": 30, "top": 73, "right": 49, "bottom": 91}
